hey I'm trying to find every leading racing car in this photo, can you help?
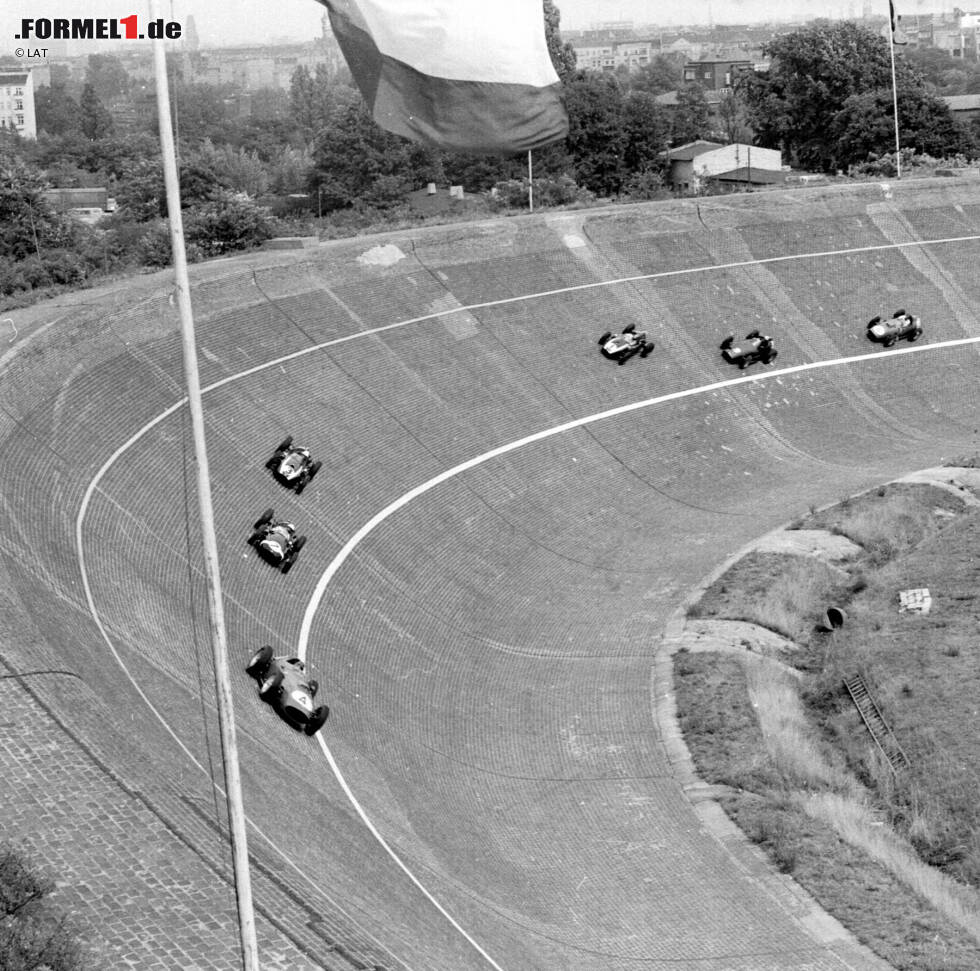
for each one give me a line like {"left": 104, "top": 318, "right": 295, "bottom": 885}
{"left": 866, "top": 309, "right": 923, "bottom": 347}
{"left": 597, "top": 324, "right": 655, "bottom": 365}
{"left": 266, "top": 436, "right": 321, "bottom": 494}
{"left": 247, "top": 509, "right": 306, "bottom": 573}
{"left": 720, "top": 331, "right": 778, "bottom": 369}
{"left": 245, "top": 646, "right": 329, "bottom": 736}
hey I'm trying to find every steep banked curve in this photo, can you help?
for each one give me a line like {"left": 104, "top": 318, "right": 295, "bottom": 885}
{"left": 5, "top": 178, "right": 980, "bottom": 970}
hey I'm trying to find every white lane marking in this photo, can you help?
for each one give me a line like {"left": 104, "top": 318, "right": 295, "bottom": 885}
{"left": 298, "top": 332, "right": 980, "bottom": 653}
{"left": 75, "top": 230, "right": 980, "bottom": 968}
{"left": 74, "top": 406, "right": 417, "bottom": 971}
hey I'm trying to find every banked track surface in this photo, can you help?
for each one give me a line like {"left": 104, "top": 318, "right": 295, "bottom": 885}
{"left": 4, "top": 179, "right": 980, "bottom": 970}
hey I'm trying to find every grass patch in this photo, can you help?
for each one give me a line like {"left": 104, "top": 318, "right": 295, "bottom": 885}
{"left": 687, "top": 551, "right": 846, "bottom": 644}
{"left": 674, "top": 479, "right": 980, "bottom": 967}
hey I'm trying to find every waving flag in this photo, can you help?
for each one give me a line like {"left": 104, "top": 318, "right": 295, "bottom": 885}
{"left": 887, "top": 0, "right": 908, "bottom": 45}
{"left": 316, "top": 0, "right": 569, "bottom": 154}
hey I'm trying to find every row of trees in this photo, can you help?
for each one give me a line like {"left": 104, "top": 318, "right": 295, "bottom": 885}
{"left": 3, "top": 15, "right": 979, "bottom": 309}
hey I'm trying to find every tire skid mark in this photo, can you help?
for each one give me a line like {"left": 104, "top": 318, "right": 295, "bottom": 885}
{"left": 77, "top": 229, "right": 980, "bottom": 970}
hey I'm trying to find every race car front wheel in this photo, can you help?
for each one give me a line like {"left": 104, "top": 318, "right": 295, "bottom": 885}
{"left": 246, "top": 645, "right": 273, "bottom": 678}
{"left": 259, "top": 670, "right": 283, "bottom": 700}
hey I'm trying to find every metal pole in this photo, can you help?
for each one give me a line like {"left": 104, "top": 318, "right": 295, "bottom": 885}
{"left": 527, "top": 149, "right": 533, "bottom": 212}
{"left": 149, "top": 5, "right": 260, "bottom": 969}
{"left": 887, "top": 0, "right": 902, "bottom": 178}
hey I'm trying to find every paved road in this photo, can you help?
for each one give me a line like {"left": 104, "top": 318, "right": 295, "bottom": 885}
{"left": 2, "top": 179, "right": 980, "bottom": 969}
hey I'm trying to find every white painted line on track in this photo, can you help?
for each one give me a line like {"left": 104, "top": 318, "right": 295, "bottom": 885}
{"left": 297, "top": 332, "right": 980, "bottom": 655}
{"left": 74, "top": 405, "right": 419, "bottom": 971}
{"left": 74, "top": 230, "right": 980, "bottom": 970}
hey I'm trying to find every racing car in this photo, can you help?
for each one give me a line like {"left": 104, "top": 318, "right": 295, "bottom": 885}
{"left": 266, "top": 436, "right": 321, "bottom": 494}
{"left": 720, "top": 331, "right": 778, "bottom": 369}
{"left": 866, "top": 309, "right": 923, "bottom": 347}
{"left": 247, "top": 509, "right": 306, "bottom": 573}
{"left": 245, "top": 646, "right": 329, "bottom": 736}
{"left": 597, "top": 324, "right": 655, "bottom": 365}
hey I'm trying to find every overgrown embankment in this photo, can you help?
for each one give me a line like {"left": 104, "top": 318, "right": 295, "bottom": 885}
{"left": 674, "top": 475, "right": 980, "bottom": 970}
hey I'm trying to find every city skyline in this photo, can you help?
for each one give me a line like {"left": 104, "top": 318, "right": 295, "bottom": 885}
{"left": 0, "top": 0, "right": 957, "bottom": 54}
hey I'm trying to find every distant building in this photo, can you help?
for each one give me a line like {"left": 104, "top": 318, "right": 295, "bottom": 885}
{"left": 41, "top": 187, "right": 115, "bottom": 223}
{"left": 682, "top": 55, "right": 753, "bottom": 91}
{"left": 0, "top": 69, "right": 36, "bottom": 139}
{"left": 943, "top": 94, "right": 980, "bottom": 123}
{"left": 569, "top": 37, "right": 662, "bottom": 72}
{"left": 662, "top": 140, "right": 784, "bottom": 192}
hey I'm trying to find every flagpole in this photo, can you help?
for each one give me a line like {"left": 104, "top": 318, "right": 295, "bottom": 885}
{"left": 887, "top": 0, "right": 902, "bottom": 178}
{"left": 149, "top": 4, "right": 260, "bottom": 969}
{"left": 527, "top": 150, "right": 534, "bottom": 212}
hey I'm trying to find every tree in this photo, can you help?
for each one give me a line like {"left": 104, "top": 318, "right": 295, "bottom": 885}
{"left": 628, "top": 55, "right": 682, "bottom": 97}
{"left": 0, "top": 843, "right": 87, "bottom": 971}
{"left": 308, "top": 98, "right": 426, "bottom": 210}
{"left": 0, "top": 160, "right": 78, "bottom": 261}
{"left": 79, "top": 82, "right": 114, "bottom": 141}
{"left": 85, "top": 53, "right": 130, "bottom": 99}
{"left": 671, "top": 84, "right": 710, "bottom": 146}
{"left": 741, "top": 20, "right": 972, "bottom": 172}
{"left": 716, "top": 90, "right": 752, "bottom": 145}
{"left": 33, "top": 83, "right": 81, "bottom": 138}
{"left": 564, "top": 71, "right": 626, "bottom": 196}
{"left": 290, "top": 65, "right": 356, "bottom": 142}
{"left": 622, "top": 91, "right": 671, "bottom": 174}
{"left": 543, "top": 0, "right": 577, "bottom": 84}
{"left": 831, "top": 84, "right": 975, "bottom": 166}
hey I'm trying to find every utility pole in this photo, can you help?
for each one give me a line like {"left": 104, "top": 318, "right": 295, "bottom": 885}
{"left": 149, "top": 2, "right": 260, "bottom": 968}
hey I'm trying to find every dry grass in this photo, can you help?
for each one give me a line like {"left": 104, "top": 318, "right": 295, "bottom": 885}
{"left": 803, "top": 792, "right": 980, "bottom": 943}
{"left": 688, "top": 551, "right": 845, "bottom": 644}
{"left": 674, "top": 483, "right": 980, "bottom": 968}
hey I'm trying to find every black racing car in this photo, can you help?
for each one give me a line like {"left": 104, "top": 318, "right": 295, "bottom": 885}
{"left": 245, "top": 646, "right": 329, "bottom": 736}
{"left": 247, "top": 509, "right": 306, "bottom": 573}
{"left": 266, "top": 436, "right": 321, "bottom": 494}
{"left": 866, "top": 309, "right": 923, "bottom": 347}
{"left": 597, "top": 324, "right": 655, "bottom": 365}
{"left": 720, "top": 331, "right": 778, "bottom": 369}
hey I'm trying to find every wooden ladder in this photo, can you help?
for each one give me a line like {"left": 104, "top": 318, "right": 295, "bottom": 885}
{"left": 843, "top": 674, "right": 910, "bottom": 773}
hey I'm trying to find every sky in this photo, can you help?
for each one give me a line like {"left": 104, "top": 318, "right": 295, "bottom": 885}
{"left": 0, "top": 0, "right": 949, "bottom": 53}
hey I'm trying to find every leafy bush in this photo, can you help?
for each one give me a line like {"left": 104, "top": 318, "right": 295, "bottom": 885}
{"left": 489, "top": 175, "right": 594, "bottom": 210}
{"left": 0, "top": 842, "right": 88, "bottom": 971}
{"left": 183, "top": 192, "right": 273, "bottom": 257}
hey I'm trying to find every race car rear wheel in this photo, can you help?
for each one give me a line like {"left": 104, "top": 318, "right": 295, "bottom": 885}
{"left": 623, "top": 324, "right": 636, "bottom": 335}
{"left": 259, "top": 670, "right": 283, "bottom": 700}
{"left": 884, "top": 335, "right": 897, "bottom": 348}
{"left": 309, "top": 461, "right": 322, "bottom": 479}
{"left": 275, "top": 436, "right": 293, "bottom": 452}
{"left": 909, "top": 329, "right": 922, "bottom": 342}
{"left": 893, "top": 309, "right": 906, "bottom": 318}
{"left": 246, "top": 645, "right": 273, "bottom": 679}
{"left": 640, "top": 343, "right": 654, "bottom": 357}
{"left": 305, "top": 706, "right": 330, "bottom": 735}
{"left": 253, "top": 508, "right": 274, "bottom": 530}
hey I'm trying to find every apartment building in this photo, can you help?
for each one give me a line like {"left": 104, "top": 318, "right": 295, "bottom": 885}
{"left": 0, "top": 69, "right": 36, "bottom": 139}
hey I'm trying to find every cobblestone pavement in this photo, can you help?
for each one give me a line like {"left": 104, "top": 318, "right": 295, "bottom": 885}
{"left": 0, "top": 666, "right": 339, "bottom": 971}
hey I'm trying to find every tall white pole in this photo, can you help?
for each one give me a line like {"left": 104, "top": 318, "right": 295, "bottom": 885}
{"left": 149, "top": 5, "right": 260, "bottom": 969}
{"left": 887, "top": 0, "right": 902, "bottom": 178}
{"left": 528, "top": 150, "right": 534, "bottom": 212}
